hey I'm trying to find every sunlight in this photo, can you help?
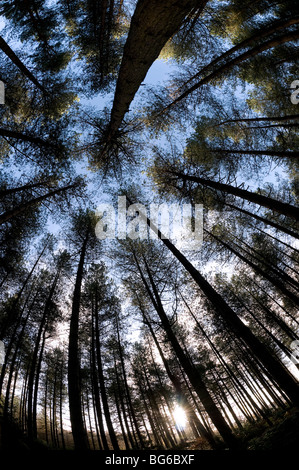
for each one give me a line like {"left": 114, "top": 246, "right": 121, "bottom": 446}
{"left": 173, "top": 405, "right": 187, "bottom": 431}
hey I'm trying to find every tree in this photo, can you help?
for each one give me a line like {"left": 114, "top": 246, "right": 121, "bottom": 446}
{"left": 67, "top": 210, "right": 99, "bottom": 451}
{"left": 96, "top": 0, "right": 207, "bottom": 163}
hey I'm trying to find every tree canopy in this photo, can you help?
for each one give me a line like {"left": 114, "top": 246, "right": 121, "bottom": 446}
{"left": 0, "top": 0, "right": 298, "bottom": 453}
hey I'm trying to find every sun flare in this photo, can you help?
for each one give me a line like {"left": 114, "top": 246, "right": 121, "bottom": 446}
{"left": 173, "top": 405, "right": 187, "bottom": 430}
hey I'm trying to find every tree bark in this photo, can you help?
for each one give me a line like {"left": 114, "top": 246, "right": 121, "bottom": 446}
{"left": 0, "top": 127, "right": 55, "bottom": 148}
{"left": 171, "top": 171, "right": 299, "bottom": 221}
{"left": 68, "top": 232, "right": 89, "bottom": 451}
{"left": 133, "top": 251, "right": 240, "bottom": 449}
{"left": 130, "top": 199, "right": 299, "bottom": 408}
{"left": 94, "top": 290, "right": 120, "bottom": 450}
{"left": 163, "top": 30, "right": 299, "bottom": 112}
{"left": 0, "top": 182, "right": 78, "bottom": 225}
{"left": 0, "top": 36, "right": 46, "bottom": 93}
{"left": 105, "top": 0, "right": 206, "bottom": 141}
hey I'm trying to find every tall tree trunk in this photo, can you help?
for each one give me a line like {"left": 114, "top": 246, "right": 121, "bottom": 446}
{"left": 133, "top": 251, "right": 240, "bottom": 449}
{"left": 115, "top": 314, "right": 145, "bottom": 448}
{"left": 216, "top": 114, "right": 299, "bottom": 127}
{"left": 32, "top": 324, "right": 48, "bottom": 439}
{"left": 0, "top": 237, "right": 49, "bottom": 340}
{"left": 210, "top": 148, "right": 299, "bottom": 159}
{"left": 138, "top": 299, "right": 216, "bottom": 447}
{"left": 170, "top": 171, "right": 299, "bottom": 221}
{"left": 206, "top": 229, "right": 299, "bottom": 306}
{"left": 0, "top": 178, "right": 55, "bottom": 199}
{"left": 94, "top": 291, "right": 120, "bottom": 450}
{"left": 225, "top": 203, "right": 299, "bottom": 240}
{"left": 104, "top": 0, "right": 206, "bottom": 143}
{"left": 59, "top": 360, "right": 66, "bottom": 451}
{"left": 27, "top": 272, "right": 59, "bottom": 441}
{"left": 132, "top": 201, "right": 299, "bottom": 408}
{"left": 163, "top": 30, "right": 299, "bottom": 111}
{"left": 0, "top": 36, "right": 46, "bottom": 93}
{"left": 0, "top": 182, "right": 78, "bottom": 225}
{"left": 114, "top": 355, "right": 136, "bottom": 449}
{"left": 0, "top": 128, "right": 55, "bottom": 148}
{"left": 68, "top": 232, "right": 89, "bottom": 451}
{"left": 180, "top": 17, "right": 299, "bottom": 90}
{"left": 91, "top": 304, "right": 109, "bottom": 450}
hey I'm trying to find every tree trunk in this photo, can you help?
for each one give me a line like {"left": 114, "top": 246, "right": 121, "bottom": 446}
{"left": 226, "top": 203, "right": 299, "bottom": 240}
{"left": 132, "top": 201, "right": 299, "bottom": 408}
{"left": 91, "top": 304, "right": 109, "bottom": 450}
{"left": 181, "top": 17, "right": 299, "bottom": 90}
{"left": 0, "top": 128, "right": 54, "bottom": 148}
{"left": 133, "top": 251, "right": 240, "bottom": 449}
{"left": 210, "top": 148, "right": 299, "bottom": 159}
{"left": 27, "top": 272, "right": 59, "bottom": 441}
{"left": 0, "top": 237, "right": 49, "bottom": 340}
{"left": 68, "top": 232, "right": 89, "bottom": 451}
{"left": 0, "top": 178, "right": 55, "bottom": 199}
{"left": 0, "top": 35, "right": 46, "bottom": 93}
{"left": 206, "top": 229, "right": 299, "bottom": 306}
{"left": 171, "top": 171, "right": 299, "bottom": 221}
{"left": 94, "top": 291, "right": 120, "bottom": 450}
{"left": 164, "top": 30, "right": 299, "bottom": 111}
{"left": 0, "top": 182, "right": 78, "bottom": 225}
{"left": 105, "top": 0, "right": 206, "bottom": 141}
{"left": 115, "top": 314, "right": 144, "bottom": 448}
{"left": 139, "top": 300, "right": 216, "bottom": 447}
{"left": 216, "top": 114, "right": 299, "bottom": 127}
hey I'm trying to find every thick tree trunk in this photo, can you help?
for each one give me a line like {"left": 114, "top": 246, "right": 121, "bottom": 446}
{"left": 106, "top": 0, "right": 206, "bottom": 140}
{"left": 68, "top": 232, "right": 89, "bottom": 451}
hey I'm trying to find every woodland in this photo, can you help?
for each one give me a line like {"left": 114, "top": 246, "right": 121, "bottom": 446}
{"left": 0, "top": 0, "right": 298, "bottom": 452}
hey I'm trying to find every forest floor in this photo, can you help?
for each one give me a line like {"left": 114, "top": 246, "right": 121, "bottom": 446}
{"left": 0, "top": 407, "right": 298, "bottom": 452}
{"left": 185, "top": 407, "right": 299, "bottom": 451}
